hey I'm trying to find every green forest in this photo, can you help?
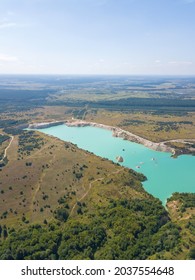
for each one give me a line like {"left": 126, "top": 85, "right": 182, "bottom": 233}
{"left": 1, "top": 189, "right": 195, "bottom": 260}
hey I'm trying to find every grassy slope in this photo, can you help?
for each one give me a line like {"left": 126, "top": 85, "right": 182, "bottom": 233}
{"left": 166, "top": 194, "right": 195, "bottom": 259}
{"left": 3, "top": 105, "right": 195, "bottom": 143}
{"left": 0, "top": 131, "right": 131, "bottom": 225}
{"left": 0, "top": 77, "right": 195, "bottom": 259}
{"left": 83, "top": 109, "right": 195, "bottom": 142}
{"left": 0, "top": 130, "right": 194, "bottom": 260}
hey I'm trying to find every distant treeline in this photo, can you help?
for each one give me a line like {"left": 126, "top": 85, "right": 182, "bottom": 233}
{"left": 49, "top": 98, "right": 195, "bottom": 113}
{"left": 0, "top": 119, "right": 28, "bottom": 135}
{"left": 0, "top": 89, "right": 53, "bottom": 101}
{"left": 96, "top": 97, "right": 195, "bottom": 109}
{"left": 0, "top": 88, "right": 54, "bottom": 113}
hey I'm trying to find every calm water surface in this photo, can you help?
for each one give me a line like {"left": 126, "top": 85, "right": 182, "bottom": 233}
{"left": 36, "top": 124, "right": 195, "bottom": 204}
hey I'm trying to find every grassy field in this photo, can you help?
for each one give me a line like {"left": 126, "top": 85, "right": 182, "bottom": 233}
{"left": 82, "top": 109, "right": 195, "bottom": 142}
{"left": 2, "top": 103, "right": 195, "bottom": 157}
{"left": 0, "top": 130, "right": 138, "bottom": 226}
{"left": 3, "top": 104, "right": 195, "bottom": 144}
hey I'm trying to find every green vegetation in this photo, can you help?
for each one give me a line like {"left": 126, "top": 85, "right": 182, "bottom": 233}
{"left": 0, "top": 157, "right": 8, "bottom": 168}
{"left": 0, "top": 135, "right": 194, "bottom": 260}
{"left": 0, "top": 135, "right": 10, "bottom": 160}
{"left": 0, "top": 134, "right": 10, "bottom": 166}
{"left": 166, "top": 193, "right": 195, "bottom": 259}
{"left": 1, "top": 75, "right": 195, "bottom": 115}
{"left": 0, "top": 119, "right": 27, "bottom": 135}
{"left": 18, "top": 131, "right": 45, "bottom": 157}
{"left": 167, "top": 193, "right": 195, "bottom": 213}
{"left": 0, "top": 195, "right": 184, "bottom": 260}
{"left": 0, "top": 75, "right": 195, "bottom": 260}
{"left": 0, "top": 135, "right": 10, "bottom": 144}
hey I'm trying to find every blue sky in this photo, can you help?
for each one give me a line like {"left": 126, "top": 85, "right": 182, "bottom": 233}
{"left": 0, "top": 0, "right": 195, "bottom": 75}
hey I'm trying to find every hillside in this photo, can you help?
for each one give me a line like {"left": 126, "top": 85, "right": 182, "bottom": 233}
{"left": 0, "top": 75, "right": 195, "bottom": 260}
{"left": 0, "top": 130, "right": 194, "bottom": 260}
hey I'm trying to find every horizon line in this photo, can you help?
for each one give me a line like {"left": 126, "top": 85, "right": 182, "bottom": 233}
{"left": 0, "top": 73, "right": 195, "bottom": 77}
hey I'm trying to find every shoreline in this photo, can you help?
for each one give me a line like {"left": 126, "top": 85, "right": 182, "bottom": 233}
{"left": 28, "top": 119, "right": 174, "bottom": 154}
{"left": 28, "top": 121, "right": 64, "bottom": 129}
{"left": 65, "top": 120, "right": 174, "bottom": 154}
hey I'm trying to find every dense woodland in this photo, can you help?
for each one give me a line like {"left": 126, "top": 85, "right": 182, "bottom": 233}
{"left": 0, "top": 194, "right": 190, "bottom": 260}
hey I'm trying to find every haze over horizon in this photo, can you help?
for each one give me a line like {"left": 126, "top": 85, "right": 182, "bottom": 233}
{"left": 0, "top": 0, "right": 195, "bottom": 75}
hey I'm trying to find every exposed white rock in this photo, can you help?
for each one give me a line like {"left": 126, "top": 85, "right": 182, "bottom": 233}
{"left": 28, "top": 121, "right": 64, "bottom": 129}
{"left": 116, "top": 156, "right": 124, "bottom": 162}
{"left": 65, "top": 120, "right": 174, "bottom": 154}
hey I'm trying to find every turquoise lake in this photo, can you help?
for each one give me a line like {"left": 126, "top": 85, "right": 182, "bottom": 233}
{"left": 36, "top": 124, "right": 195, "bottom": 205}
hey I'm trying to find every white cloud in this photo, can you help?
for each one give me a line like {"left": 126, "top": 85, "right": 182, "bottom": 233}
{"left": 0, "top": 20, "right": 30, "bottom": 30}
{"left": 0, "top": 22, "right": 17, "bottom": 29}
{"left": 155, "top": 60, "right": 161, "bottom": 63}
{"left": 168, "top": 61, "right": 193, "bottom": 65}
{"left": 0, "top": 54, "right": 19, "bottom": 62}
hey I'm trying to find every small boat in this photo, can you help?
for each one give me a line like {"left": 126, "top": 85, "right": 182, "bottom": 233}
{"left": 136, "top": 165, "right": 140, "bottom": 169}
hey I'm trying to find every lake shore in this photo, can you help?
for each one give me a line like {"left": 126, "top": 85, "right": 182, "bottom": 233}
{"left": 28, "top": 121, "right": 64, "bottom": 129}
{"left": 65, "top": 120, "right": 174, "bottom": 154}
{"left": 28, "top": 119, "right": 174, "bottom": 154}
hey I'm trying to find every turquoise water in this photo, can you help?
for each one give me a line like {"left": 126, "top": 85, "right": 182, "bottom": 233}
{"left": 36, "top": 124, "right": 195, "bottom": 204}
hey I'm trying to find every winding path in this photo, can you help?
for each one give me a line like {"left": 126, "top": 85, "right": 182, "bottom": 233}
{"left": 69, "top": 168, "right": 122, "bottom": 217}
{"left": 30, "top": 143, "right": 57, "bottom": 219}
{"left": 0, "top": 135, "right": 14, "bottom": 162}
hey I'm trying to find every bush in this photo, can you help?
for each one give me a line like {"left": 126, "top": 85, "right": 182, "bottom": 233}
{"left": 54, "top": 208, "right": 69, "bottom": 222}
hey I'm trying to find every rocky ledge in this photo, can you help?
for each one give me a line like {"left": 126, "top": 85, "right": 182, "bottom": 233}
{"left": 28, "top": 121, "right": 64, "bottom": 129}
{"left": 65, "top": 120, "right": 174, "bottom": 154}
